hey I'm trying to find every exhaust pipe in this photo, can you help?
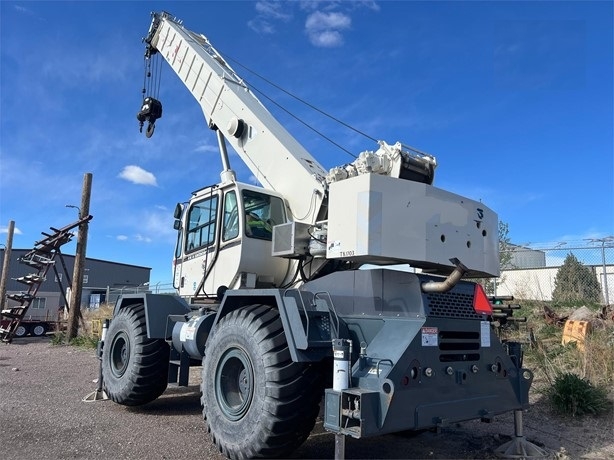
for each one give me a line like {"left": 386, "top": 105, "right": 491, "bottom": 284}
{"left": 421, "top": 258, "right": 468, "bottom": 293}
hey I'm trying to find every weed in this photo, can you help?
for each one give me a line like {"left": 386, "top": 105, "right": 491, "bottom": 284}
{"left": 51, "top": 332, "right": 66, "bottom": 345}
{"left": 545, "top": 372, "right": 610, "bottom": 417}
{"left": 69, "top": 334, "right": 99, "bottom": 349}
{"left": 50, "top": 330, "right": 98, "bottom": 348}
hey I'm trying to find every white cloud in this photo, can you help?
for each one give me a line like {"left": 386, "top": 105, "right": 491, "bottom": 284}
{"left": 14, "top": 5, "right": 35, "bottom": 15}
{"left": 142, "top": 211, "right": 175, "bottom": 240}
{"left": 305, "top": 11, "right": 351, "bottom": 47}
{"left": 248, "top": 18, "right": 276, "bottom": 34}
{"left": 0, "top": 226, "right": 23, "bottom": 235}
{"left": 118, "top": 165, "right": 158, "bottom": 186}
{"left": 300, "top": 1, "right": 380, "bottom": 13}
{"left": 359, "top": 1, "right": 380, "bottom": 12}
{"left": 306, "top": 11, "right": 351, "bottom": 31}
{"left": 248, "top": 1, "right": 292, "bottom": 34}
{"left": 255, "top": 1, "right": 292, "bottom": 20}
{"left": 248, "top": 1, "right": 378, "bottom": 46}
{"left": 308, "top": 29, "right": 344, "bottom": 47}
{"left": 135, "top": 234, "right": 153, "bottom": 243}
{"left": 194, "top": 143, "right": 220, "bottom": 154}
{"left": 116, "top": 235, "right": 128, "bottom": 241}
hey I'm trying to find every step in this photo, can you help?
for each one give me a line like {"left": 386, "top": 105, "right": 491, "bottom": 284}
{"left": 2, "top": 307, "right": 26, "bottom": 313}
{"left": 21, "top": 254, "right": 55, "bottom": 265}
{"left": 20, "top": 259, "right": 44, "bottom": 269}
{"left": 7, "top": 293, "right": 34, "bottom": 302}
{"left": 1, "top": 312, "right": 22, "bottom": 319}
{"left": 15, "top": 274, "right": 45, "bottom": 285}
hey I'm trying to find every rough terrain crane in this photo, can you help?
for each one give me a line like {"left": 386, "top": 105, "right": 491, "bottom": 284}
{"left": 100, "top": 11, "right": 541, "bottom": 459}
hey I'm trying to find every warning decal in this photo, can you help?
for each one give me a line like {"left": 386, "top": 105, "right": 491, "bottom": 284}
{"left": 421, "top": 326, "right": 438, "bottom": 347}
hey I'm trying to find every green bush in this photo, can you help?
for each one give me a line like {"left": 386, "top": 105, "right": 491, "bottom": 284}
{"left": 545, "top": 372, "right": 609, "bottom": 417}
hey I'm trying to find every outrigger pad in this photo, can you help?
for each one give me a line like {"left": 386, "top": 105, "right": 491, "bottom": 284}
{"left": 494, "top": 436, "right": 549, "bottom": 459}
{"left": 82, "top": 387, "right": 109, "bottom": 403}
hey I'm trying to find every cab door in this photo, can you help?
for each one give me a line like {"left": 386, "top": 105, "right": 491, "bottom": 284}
{"left": 176, "top": 189, "right": 222, "bottom": 297}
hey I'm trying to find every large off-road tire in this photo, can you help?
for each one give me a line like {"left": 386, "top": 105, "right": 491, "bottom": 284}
{"left": 201, "top": 304, "right": 322, "bottom": 459}
{"left": 102, "top": 304, "right": 170, "bottom": 406}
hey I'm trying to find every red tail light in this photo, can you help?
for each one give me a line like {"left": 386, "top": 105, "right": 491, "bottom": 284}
{"left": 473, "top": 284, "right": 493, "bottom": 315}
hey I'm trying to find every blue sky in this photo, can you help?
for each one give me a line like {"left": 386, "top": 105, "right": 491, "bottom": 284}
{"left": 1, "top": 1, "right": 612, "bottom": 285}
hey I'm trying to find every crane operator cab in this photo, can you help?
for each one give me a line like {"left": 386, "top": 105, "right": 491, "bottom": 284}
{"left": 172, "top": 182, "right": 291, "bottom": 300}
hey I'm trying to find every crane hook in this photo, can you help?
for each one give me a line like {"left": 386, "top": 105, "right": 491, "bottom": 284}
{"left": 136, "top": 96, "right": 163, "bottom": 138}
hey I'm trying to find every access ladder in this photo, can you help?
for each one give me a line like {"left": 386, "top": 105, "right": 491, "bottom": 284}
{"left": 0, "top": 216, "right": 92, "bottom": 343}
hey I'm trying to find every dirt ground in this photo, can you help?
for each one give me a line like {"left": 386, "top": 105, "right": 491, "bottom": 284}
{"left": 1, "top": 337, "right": 612, "bottom": 460}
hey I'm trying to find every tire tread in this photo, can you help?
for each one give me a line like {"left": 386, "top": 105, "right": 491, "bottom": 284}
{"left": 201, "top": 304, "right": 322, "bottom": 459}
{"left": 102, "top": 304, "right": 169, "bottom": 406}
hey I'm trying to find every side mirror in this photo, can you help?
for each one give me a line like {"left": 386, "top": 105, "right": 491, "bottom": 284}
{"left": 173, "top": 219, "right": 181, "bottom": 230}
{"left": 173, "top": 203, "right": 183, "bottom": 219}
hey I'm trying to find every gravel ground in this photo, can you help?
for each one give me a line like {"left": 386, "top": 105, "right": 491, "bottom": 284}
{"left": 1, "top": 337, "right": 612, "bottom": 460}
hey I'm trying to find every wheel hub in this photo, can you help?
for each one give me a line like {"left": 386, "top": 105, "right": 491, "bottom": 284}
{"left": 110, "top": 332, "right": 130, "bottom": 378}
{"left": 215, "top": 348, "right": 254, "bottom": 421}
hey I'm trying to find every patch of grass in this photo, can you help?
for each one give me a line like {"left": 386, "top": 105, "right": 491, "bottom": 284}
{"left": 51, "top": 332, "right": 66, "bottom": 345}
{"left": 505, "top": 298, "right": 614, "bottom": 420}
{"left": 545, "top": 372, "right": 610, "bottom": 417}
{"left": 82, "top": 304, "right": 114, "bottom": 322}
{"left": 50, "top": 305, "right": 112, "bottom": 348}
{"left": 69, "top": 334, "right": 99, "bottom": 348}
{"left": 525, "top": 321, "right": 614, "bottom": 389}
{"left": 581, "top": 327, "right": 614, "bottom": 387}
{"left": 50, "top": 331, "right": 99, "bottom": 348}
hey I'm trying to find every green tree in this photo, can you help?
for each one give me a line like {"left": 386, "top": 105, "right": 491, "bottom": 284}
{"left": 479, "top": 221, "right": 512, "bottom": 295}
{"left": 552, "top": 254, "right": 601, "bottom": 304}
{"left": 498, "top": 221, "right": 513, "bottom": 270}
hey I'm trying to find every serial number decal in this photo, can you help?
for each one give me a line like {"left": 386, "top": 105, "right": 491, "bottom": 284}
{"left": 340, "top": 250, "right": 355, "bottom": 257}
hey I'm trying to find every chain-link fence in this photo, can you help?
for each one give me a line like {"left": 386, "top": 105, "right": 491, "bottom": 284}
{"left": 495, "top": 241, "right": 614, "bottom": 304}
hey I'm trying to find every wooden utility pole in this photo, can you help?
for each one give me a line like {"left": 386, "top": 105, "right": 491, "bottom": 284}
{"left": 0, "top": 220, "right": 15, "bottom": 309}
{"left": 67, "top": 173, "right": 92, "bottom": 340}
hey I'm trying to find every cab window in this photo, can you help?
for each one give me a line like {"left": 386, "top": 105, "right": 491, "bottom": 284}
{"left": 186, "top": 195, "right": 218, "bottom": 252}
{"left": 243, "top": 190, "right": 286, "bottom": 240}
{"left": 222, "top": 190, "right": 239, "bottom": 241}
{"left": 174, "top": 230, "right": 183, "bottom": 259}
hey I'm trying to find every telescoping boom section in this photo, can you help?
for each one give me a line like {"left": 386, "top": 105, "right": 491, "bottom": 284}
{"left": 95, "top": 10, "right": 540, "bottom": 460}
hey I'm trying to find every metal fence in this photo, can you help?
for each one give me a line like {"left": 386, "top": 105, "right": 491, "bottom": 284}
{"left": 496, "top": 241, "right": 614, "bottom": 304}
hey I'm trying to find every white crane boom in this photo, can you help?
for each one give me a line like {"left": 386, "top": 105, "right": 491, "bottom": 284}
{"left": 144, "top": 11, "right": 327, "bottom": 223}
